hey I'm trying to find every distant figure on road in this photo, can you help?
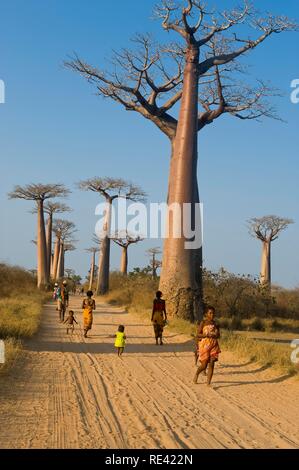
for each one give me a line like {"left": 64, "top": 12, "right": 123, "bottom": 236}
{"left": 53, "top": 282, "right": 59, "bottom": 301}
{"left": 82, "top": 290, "right": 96, "bottom": 338}
{"left": 64, "top": 310, "right": 78, "bottom": 334}
{"left": 61, "top": 280, "right": 69, "bottom": 307}
{"left": 114, "top": 325, "right": 126, "bottom": 357}
{"left": 193, "top": 306, "right": 221, "bottom": 386}
{"left": 151, "top": 291, "right": 167, "bottom": 346}
{"left": 57, "top": 280, "right": 69, "bottom": 322}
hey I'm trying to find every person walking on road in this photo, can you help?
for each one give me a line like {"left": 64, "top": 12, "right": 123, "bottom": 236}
{"left": 193, "top": 306, "right": 221, "bottom": 386}
{"left": 114, "top": 325, "right": 126, "bottom": 357}
{"left": 151, "top": 291, "right": 167, "bottom": 346}
{"left": 82, "top": 290, "right": 96, "bottom": 338}
{"left": 63, "top": 310, "right": 78, "bottom": 334}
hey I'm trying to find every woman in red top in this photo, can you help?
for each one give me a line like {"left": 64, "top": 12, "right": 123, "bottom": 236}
{"left": 151, "top": 291, "right": 167, "bottom": 345}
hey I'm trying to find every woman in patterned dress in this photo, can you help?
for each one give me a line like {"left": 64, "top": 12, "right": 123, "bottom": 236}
{"left": 82, "top": 290, "right": 96, "bottom": 338}
{"left": 193, "top": 306, "right": 221, "bottom": 386}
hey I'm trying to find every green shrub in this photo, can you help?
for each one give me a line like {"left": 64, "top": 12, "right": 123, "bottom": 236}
{"left": 218, "top": 318, "right": 230, "bottom": 329}
{"left": 229, "top": 316, "right": 244, "bottom": 331}
{"left": 270, "top": 320, "right": 283, "bottom": 331}
{"left": 250, "top": 317, "right": 266, "bottom": 331}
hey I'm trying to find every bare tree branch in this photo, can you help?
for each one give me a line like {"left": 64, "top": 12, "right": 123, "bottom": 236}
{"left": 8, "top": 184, "right": 70, "bottom": 202}
{"left": 248, "top": 216, "right": 294, "bottom": 242}
{"left": 52, "top": 219, "right": 77, "bottom": 241}
{"left": 112, "top": 231, "right": 143, "bottom": 247}
{"left": 77, "top": 177, "right": 147, "bottom": 202}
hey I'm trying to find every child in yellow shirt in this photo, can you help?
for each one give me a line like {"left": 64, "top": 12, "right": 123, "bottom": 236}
{"left": 114, "top": 325, "right": 126, "bottom": 357}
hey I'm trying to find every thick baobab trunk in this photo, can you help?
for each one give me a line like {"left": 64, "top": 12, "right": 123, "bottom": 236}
{"left": 61, "top": 248, "right": 65, "bottom": 278}
{"left": 45, "top": 214, "right": 52, "bottom": 280}
{"left": 37, "top": 200, "right": 48, "bottom": 288}
{"left": 159, "top": 45, "right": 201, "bottom": 322}
{"left": 96, "top": 199, "right": 112, "bottom": 295}
{"left": 52, "top": 238, "right": 60, "bottom": 280}
{"left": 57, "top": 241, "right": 64, "bottom": 279}
{"left": 120, "top": 246, "right": 128, "bottom": 275}
{"left": 260, "top": 240, "right": 271, "bottom": 288}
{"left": 89, "top": 251, "right": 96, "bottom": 290}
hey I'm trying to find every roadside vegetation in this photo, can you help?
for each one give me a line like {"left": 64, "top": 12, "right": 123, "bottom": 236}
{"left": 0, "top": 263, "right": 47, "bottom": 373}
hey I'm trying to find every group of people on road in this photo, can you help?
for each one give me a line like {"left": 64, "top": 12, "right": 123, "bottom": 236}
{"left": 53, "top": 284, "right": 221, "bottom": 384}
{"left": 53, "top": 280, "right": 69, "bottom": 322}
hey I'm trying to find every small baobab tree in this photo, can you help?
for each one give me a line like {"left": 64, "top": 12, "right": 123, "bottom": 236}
{"left": 63, "top": 242, "right": 76, "bottom": 279}
{"left": 52, "top": 219, "right": 76, "bottom": 281}
{"left": 112, "top": 231, "right": 144, "bottom": 275}
{"left": 146, "top": 247, "right": 162, "bottom": 279}
{"left": 85, "top": 245, "right": 100, "bottom": 290}
{"left": 8, "top": 184, "right": 70, "bottom": 288}
{"left": 78, "top": 177, "right": 146, "bottom": 295}
{"left": 66, "top": 1, "right": 297, "bottom": 320}
{"left": 248, "top": 215, "right": 294, "bottom": 289}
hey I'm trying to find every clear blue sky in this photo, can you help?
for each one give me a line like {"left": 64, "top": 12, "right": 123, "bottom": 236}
{"left": 1, "top": 0, "right": 298, "bottom": 287}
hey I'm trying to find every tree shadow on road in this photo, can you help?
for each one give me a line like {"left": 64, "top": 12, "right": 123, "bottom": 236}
{"left": 27, "top": 338, "right": 195, "bottom": 355}
{"left": 218, "top": 363, "right": 271, "bottom": 376}
{"left": 213, "top": 372, "right": 292, "bottom": 389}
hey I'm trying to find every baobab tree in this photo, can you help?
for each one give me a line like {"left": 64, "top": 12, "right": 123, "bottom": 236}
{"left": 32, "top": 201, "right": 71, "bottom": 280}
{"left": 52, "top": 219, "right": 76, "bottom": 281}
{"left": 62, "top": 242, "right": 76, "bottom": 279}
{"left": 66, "top": 1, "right": 297, "bottom": 320}
{"left": 85, "top": 245, "right": 99, "bottom": 290}
{"left": 8, "top": 184, "right": 69, "bottom": 288}
{"left": 248, "top": 215, "right": 294, "bottom": 290}
{"left": 44, "top": 202, "right": 71, "bottom": 279}
{"left": 146, "top": 247, "right": 162, "bottom": 279}
{"left": 112, "top": 231, "right": 143, "bottom": 275}
{"left": 78, "top": 177, "right": 146, "bottom": 295}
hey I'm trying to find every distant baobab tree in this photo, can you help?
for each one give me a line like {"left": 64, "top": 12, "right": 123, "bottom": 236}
{"left": 32, "top": 201, "right": 71, "bottom": 281}
{"left": 146, "top": 247, "right": 162, "bottom": 279}
{"left": 85, "top": 245, "right": 100, "bottom": 290}
{"left": 66, "top": 1, "right": 297, "bottom": 320}
{"left": 248, "top": 215, "right": 294, "bottom": 289}
{"left": 8, "top": 184, "right": 70, "bottom": 288}
{"left": 78, "top": 177, "right": 146, "bottom": 295}
{"left": 52, "top": 219, "right": 76, "bottom": 281}
{"left": 63, "top": 242, "right": 76, "bottom": 279}
{"left": 65, "top": 268, "right": 75, "bottom": 279}
{"left": 112, "top": 231, "right": 143, "bottom": 275}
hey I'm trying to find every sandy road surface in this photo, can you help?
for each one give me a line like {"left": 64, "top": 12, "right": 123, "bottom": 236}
{"left": 0, "top": 296, "right": 299, "bottom": 449}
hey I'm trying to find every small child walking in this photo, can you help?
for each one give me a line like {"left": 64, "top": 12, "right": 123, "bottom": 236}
{"left": 114, "top": 325, "right": 126, "bottom": 357}
{"left": 64, "top": 310, "right": 78, "bottom": 334}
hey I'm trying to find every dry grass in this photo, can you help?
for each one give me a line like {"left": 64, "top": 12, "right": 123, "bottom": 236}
{"left": 220, "top": 331, "right": 298, "bottom": 376}
{"left": 0, "top": 264, "right": 47, "bottom": 374}
{"left": 0, "top": 338, "right": 22, "bottom": 375}
{"left": 0, "top": 295, "right": 46, "bottom": 338}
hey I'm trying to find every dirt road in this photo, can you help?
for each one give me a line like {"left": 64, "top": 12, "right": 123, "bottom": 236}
{"left": 0, "top": 296, "right": 298, "bottom": 449}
